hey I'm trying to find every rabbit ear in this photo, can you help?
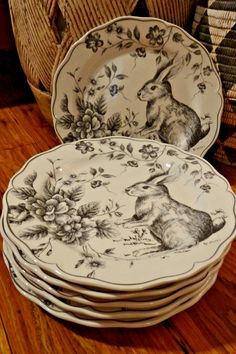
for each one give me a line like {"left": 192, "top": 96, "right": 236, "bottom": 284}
{"left": 147, "top": 164, "right": 181, "bottom": 185}
{"left": 155, "top": 55, "right": 183, "bottom": 83}
{"left": 146, "top": 171, "right": 168, "bottom": 183}
{"left": 152, "top": 59, "right": 173, "bottom": 82}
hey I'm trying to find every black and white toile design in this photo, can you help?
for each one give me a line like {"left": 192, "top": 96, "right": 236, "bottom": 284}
{"left": 3, "top": 137, "right": 236, "bottom": 286}
{"left": 52, "top": 17, "right": 223, "bottom": 157}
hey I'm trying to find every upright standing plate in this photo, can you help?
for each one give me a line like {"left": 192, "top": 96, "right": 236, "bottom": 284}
{"left": 52, "top": 16, "right": 223, "bottom": 156}
{"left": 2, "top": 137, "right": 235, "bottom": 291}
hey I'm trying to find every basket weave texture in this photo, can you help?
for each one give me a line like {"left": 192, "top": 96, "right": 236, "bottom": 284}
{"left": 9, "top": 0, "right": 196, "bottom": 125}
{"left": 192, "top": 0, "right": 236, "bottom": 165}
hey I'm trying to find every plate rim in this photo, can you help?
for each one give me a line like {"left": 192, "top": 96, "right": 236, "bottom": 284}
{"left": 3, "top": 248, "right": 219, "bottom": 328}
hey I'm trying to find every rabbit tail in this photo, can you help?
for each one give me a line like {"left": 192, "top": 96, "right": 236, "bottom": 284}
{"left": 212, "top": 216, "right": 226, "bottom": 233}
{"left": 200, "top": 116, "right": 211, "bottom": 140}
{"left": 200, "top": 123, "right": 210, "bottom": 140}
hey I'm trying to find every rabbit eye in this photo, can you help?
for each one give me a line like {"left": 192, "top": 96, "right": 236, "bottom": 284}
{"left": 142, "top": 186, "right": 150, "bottom": 189}
{"left": 150, "top": 86, "right": 156, "bottom": 91}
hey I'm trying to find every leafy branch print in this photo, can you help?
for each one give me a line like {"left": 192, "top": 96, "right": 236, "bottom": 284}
{"left": 90, "top": 23, "right": 170, "bottom": 55}
{"left": 98, "top": 199, "right": 123, "bottom": 218}
{"left": 74, "top": 245, "right": 106, "bottom": 278}
{"left": 171, "top": 32, "right": 214, "bottom": 95}
{"left": 20, "top": 226, "right": 49, "bottom": 240}
{"left": 183, "top": 157, "right": 215, "bottom": 193}
{"left": 166, "top": 149, "right": 216, "bottom": 197}
{"left": 85, "top": 140, "right": 166, "bottom": 176}
{"left": 12, "top": 186, "right": 36, "bottom": 200}
{"left": 77, "top": 202, "right": 100, "bottom": 219}
{"left": 89, "top": 62, "right": 127, "bottom": 98}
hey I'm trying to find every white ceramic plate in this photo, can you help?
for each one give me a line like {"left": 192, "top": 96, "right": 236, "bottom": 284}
{"left": 3, "top": 249, "right": 218, "bottom": 328}
{"left": 4, "top": 243, "right": 219, "bottom": 321}
{"left": 3, "top": 239, "right": 223, "bottom": 311}
{"left": 2, "top": 137, "right": 236, "bottom": 291}
{"left": 2, "top": 231, "right": 229, "bottom": 303}
{"left": 52, "top": 16, "right": 223, "bottom": 156}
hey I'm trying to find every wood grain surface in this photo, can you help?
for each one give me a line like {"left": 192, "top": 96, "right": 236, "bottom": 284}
{"left": 0, "top": 75, "right": 236, "bottom": 354}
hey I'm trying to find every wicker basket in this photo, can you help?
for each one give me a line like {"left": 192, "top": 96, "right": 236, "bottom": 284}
{"left": 8, "top": 0, "right": 196, "bottom": 124}
{"left": 192, "top": 0, "right": 236, "bottom": 165}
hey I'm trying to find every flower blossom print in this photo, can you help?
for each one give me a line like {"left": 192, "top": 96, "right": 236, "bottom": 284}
{"left": 139, "top": 144, "right": 160, "bottom": 159}
{"left": 30, "top": 194, "right": 76, "bottom": 224}
{"left": 6, "top": 156, "right": 123, "bottom": 278}
{"left": 75, "top": 141, "right": 94, "bottom": 154}
{"left": 85, "top": 32, "right": 103, "bottom": 52}
{"left": 109, "top": 84, "right": 119, "bottom": 97}
{"left": 146, "top": 25, "right": 166, "bottom": 45}
{"left": 203, "top": 65, "right": 213, "bottom": 76}
{"left": 74, "top": 106, "right": 107, "bottom": 139}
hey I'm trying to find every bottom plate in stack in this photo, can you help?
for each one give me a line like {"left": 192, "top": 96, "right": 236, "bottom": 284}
{"left": 2, "top": 234, "right": 229, "bottom": 328}
{"left": 3, "top": 241, "right": 220, "bottom": 328}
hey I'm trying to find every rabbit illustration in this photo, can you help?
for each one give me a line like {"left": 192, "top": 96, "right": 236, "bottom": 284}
{"left": 137, "top": 56, "right": 211, "bottom": 151}
{"left": 122, "top": 167, "right": 225, "bottom": 252}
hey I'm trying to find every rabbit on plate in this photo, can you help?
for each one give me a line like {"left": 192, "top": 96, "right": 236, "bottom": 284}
{"left": 137, "top": 56, "right": 211, "bottom": 151}
{"left": 122, "top": 166, "right": 225, "bottom": 253}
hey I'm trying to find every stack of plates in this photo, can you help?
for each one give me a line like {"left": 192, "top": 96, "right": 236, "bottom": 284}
{"left": 1, "top": 136, "right": 235, "bottom": 328}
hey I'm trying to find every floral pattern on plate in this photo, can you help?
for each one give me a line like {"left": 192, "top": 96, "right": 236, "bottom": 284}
{"left": 3, "top": 137, "right": 235, "bottom": 289}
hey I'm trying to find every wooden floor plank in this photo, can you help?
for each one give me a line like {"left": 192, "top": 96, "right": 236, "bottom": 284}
{"left": 0, "top": 315, "right": 11, "bottom": 354}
